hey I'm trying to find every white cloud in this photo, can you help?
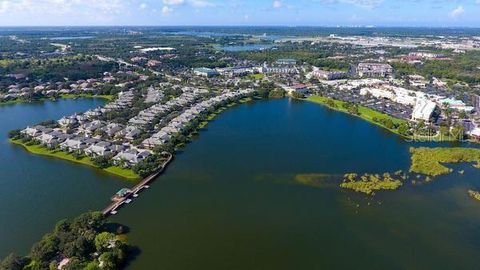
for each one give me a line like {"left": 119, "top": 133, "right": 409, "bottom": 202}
{"left": 139, "top": 3, "right": 147, "bottom": 9}
{"left": 317, "top": 0, "right": 384, "bottom": 9}
{"left": 449, "top": 5, "right": 464, "bottom": 18}
{"left": 0, "top": 1, "right": 10, "bottom": 14}
{"left": 162, "top": 5, "right": 173, "bottom": 15}
{"left": 163, "top": 0, "right": 185, "bottom": 5}
{"left": 189, "top": 0, "right": 215, "bottom": 8}
{"left": 163, "top": 0, "right": 214, "bottom": 8}
{"left": 273, "top": 0, "right": 283, "bottom": 8}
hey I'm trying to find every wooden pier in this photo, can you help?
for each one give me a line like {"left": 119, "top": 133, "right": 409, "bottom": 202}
{"left": 102, "top": 152, "right": 173, "bottom": 216}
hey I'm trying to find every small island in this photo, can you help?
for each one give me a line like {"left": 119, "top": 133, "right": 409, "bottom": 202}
{"left": 340, "top": 172, "right": 404, "bottom": 195}
{"left": 468, "top": 190, "right": 480, "bottom": 202}
{"left": 409, "top": 147, "right": 480, "bottom": 176}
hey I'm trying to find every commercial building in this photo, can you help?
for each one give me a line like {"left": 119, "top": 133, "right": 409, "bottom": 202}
{"left": 357, "top": 63, "right": 393, "bottom": 78}
{"left": 440, "top": 98, "right": 475, "bottom": 112}
{"left": 310, "top": 69, "right": 348, "bottom": 80}
{"left": 284, "top": 84, "right": 310, "bottom": 95}
{"left": 193, "top": 68, "right": 219, "bottom": 77}
{"left": 276, "top": 59, "right": 297, "bottom": 65}
{"left": 412, "top": 98, "right": 437, "bottom": 122}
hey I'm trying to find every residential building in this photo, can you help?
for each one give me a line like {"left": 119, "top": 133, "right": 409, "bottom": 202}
{"left": 357, "top": 63, "right": 393, "bottom": 78}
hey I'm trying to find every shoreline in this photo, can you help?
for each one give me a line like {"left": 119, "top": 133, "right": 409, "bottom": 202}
{"left": 7, "top": 96, "right": 255, "bottom": 181}
{"left": 0, "top": 94, "right": 113, "bottom": 106}
{"left": 304, "top": 95, "right": 480, "bottom": 144}
{"left": 304, "top": 95, "right": 409, "bottom": 138}
{"left": 9, "top": 138, "right": 140, "bottom": 180}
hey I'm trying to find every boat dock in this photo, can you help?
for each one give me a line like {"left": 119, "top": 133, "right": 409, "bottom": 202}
{"left": 102, "top": 152, "right": 173, "bottom": 216}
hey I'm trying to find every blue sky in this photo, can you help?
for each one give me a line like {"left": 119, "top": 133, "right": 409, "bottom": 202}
{"left": 1, "top": 0, "right": 480, "bottom": 27}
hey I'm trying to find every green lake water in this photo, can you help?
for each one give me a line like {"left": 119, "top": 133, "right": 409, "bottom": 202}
{"left": 2, "top": 98, "right": 480, "bottom": 269}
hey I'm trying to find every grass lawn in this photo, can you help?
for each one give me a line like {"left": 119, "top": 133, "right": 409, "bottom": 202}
{"left": 248, "top": 74, "right": 265, "bottom": 80}
{"left": 306, "top": 95, "right": 408, "bottom": 136}
{"left": 1, "top": 94, "right": 114, "bottom": 106}
{"left": 10, "top": 139, "right": 140, "bottom": 180}
{"left": 59, "top": 94, "right": 114, "bottom": 101}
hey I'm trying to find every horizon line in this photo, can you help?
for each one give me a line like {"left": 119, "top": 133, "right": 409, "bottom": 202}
{"left": 1, "top": 25, "right": 480, "bottom": 29}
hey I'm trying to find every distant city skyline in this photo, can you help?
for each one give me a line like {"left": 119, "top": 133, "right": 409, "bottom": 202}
{"left": 1, "top": 0, "right": 480, "bottom": 27}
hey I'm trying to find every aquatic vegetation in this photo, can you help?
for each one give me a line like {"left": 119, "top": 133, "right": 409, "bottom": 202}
{"left": 294, "top": 173, "right": 336, "bottom": 188}
{"left": 409, "top": 147, "right": 480, "bottom": 177}
{"left": 340, "top": 173, "right": 403, "bottom": 195}
{"left": 468, "top": 190, "right": 480, "bottom": 202}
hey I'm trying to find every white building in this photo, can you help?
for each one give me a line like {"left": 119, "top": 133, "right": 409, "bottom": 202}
{"left": 412, "top": 98, "right": 437, "bottom": 122}
{"left": 357, "top": 63, "right": 393, "bottom": 78}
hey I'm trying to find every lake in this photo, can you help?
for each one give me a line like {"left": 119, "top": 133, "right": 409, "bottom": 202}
{"left": 217, "top": 44, "right": 275, "bottom": 52}
{"left": 2, "top": 98, "right": 480, "bottom": 269}
{"left": 0, "top": 99, "right": 126, "bottom": 257}
{"left": 110, "top": 98, "right": 480, "bottom": 270}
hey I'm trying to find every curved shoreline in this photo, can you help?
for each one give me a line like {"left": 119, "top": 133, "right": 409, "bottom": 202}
{"left": 0, "top": 94, "right": 113, "bottom": 106}
{"left": 304, "top": 95, "right": 409, "bottom": 138}
{"left": 9, "top": 138, "right": 140, "bottom": 180}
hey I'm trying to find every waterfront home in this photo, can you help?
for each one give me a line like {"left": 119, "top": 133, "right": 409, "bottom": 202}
{"left": 38, "top": 131, "right": 71, "bottom": 147}
{"left": 85, "top": 109, "right": 102, "bottom": 119}
{"left": 60, "top": 137, "right": 88, "bottom": 152}
{"left": 285, "top": 84, "right": 310, "bottom": 95}
{"left": 142, "top": 130, "right": 171, "bottom": 149}
{"left": 22, "top": 125, "right": 51, "bottom": 137}
{"left": 162, "top": 126, "right": 180, "bottom": 135}
{"left": 85, "top": 141, "right": 115, "bottom": 157}
{"left": 58, "top": 115, "right": 79, "bottom": 128}
{"left": 142, "top": 138, "right": 163, "bottom": 149}
{"left": 113, "top": 149, "right": 151, "bottom": 167}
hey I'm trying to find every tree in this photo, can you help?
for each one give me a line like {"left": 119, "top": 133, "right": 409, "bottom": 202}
{"left": 30, "top": 234, "right": 59, "bottom": 265}
{"left": 397, "top": 123, "right": 411, "bottom": 136}
{"left": 450, "top": 125, "right": 465, "bottom": 141}
{"left": 92, "top": 156, "right": 112, "bottom": 169}
{"left": 291, "top": 91, "right": 305, "bottom": 99}
{"left": 439, "top": 126, "right": 450, "bottom": 137}
{"left": 7, "top": 129, "right": 22, "bottom": 139}
{"left": 99, "top": 252, "right": 117, "bottom": 270}
{"left": 0, "top": 253, "right": 27, "bottom": 270}
{"left": 95, "top": 232, "right": 116, "bottom": 252}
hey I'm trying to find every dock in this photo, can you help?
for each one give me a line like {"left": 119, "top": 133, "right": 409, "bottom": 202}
{"left": 102, "top": 152, "right": 173, "bottom": 216}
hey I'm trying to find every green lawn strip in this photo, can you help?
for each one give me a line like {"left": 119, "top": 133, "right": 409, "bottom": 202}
{"left": 59, "top": 94, "right": 114, "bottom": 101}
{"left": 10, "top": 139, "right": 140, "bottom": 180}
{"left": 1, "top": 94, "right": 113, "bottom": 106}
{"left": 409, "top": 147, "right": 480, "bottom": 176}
{"left": 306, "top": 95, "right": 407, "bottom": 136}
{"left": 248, "top": 73, "right": 265, "bottom": 80}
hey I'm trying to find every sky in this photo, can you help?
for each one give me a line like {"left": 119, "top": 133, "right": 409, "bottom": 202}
{"left": 1, "top": 0, "right": 480, "bottom": 27}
